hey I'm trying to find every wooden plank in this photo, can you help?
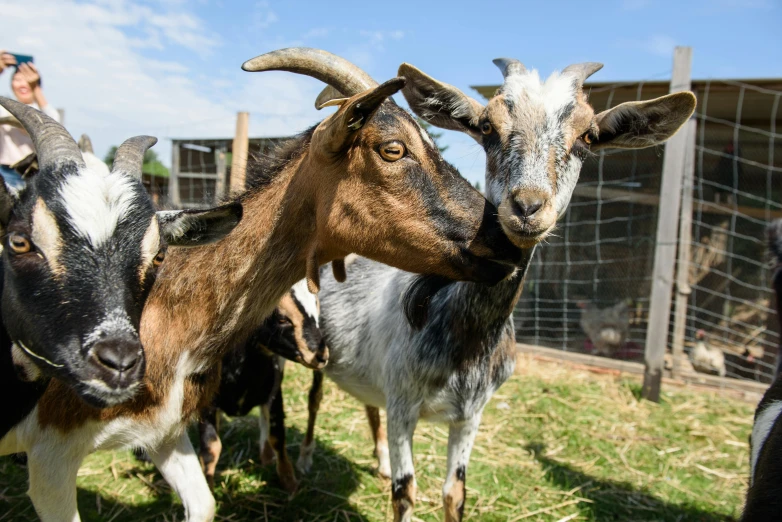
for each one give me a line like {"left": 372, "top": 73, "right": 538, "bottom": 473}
{"left": 571, "top": 185, "right": 782, "bottom": 220}
{"left": 230, "top": 112, "right": 250, "bottom": 194}
{"left": 170, "top": 142, "right": 181, "bottom": 208}
{"left": 642, "top": 46, "right": 693, "bottom": 402}
{"left": 671, "top": 120, "right": 697, "bottom": 378}
{"left": 516, "top": 343, "right": 768, "bottom": 395}
{"left": 215, "top": 145, "right": 227, "bottom": 199}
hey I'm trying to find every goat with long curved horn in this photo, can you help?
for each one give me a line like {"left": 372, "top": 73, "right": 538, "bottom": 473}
{"left": 242, "top": 47, "right": 378, "bottom": 97}
{"left": 111, "top": 136, "right": 158, "bottom": 179}
{"left": 0, "top": 96, "right": 85, "bottom": 170}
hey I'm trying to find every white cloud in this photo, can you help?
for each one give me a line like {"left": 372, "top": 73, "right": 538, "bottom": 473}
{"left": 0, "top": 0, "right": 322, "bottom": 168}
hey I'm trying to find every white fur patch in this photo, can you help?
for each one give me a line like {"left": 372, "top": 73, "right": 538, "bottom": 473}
{"left": 59, "top": 166, "right": 139, "bottom": 247}
{"left": 291, "top": 278, "right": 320, "bottom": 326}
{"left": 140, "top": 216, "right": 160, "bottom": 269}
{"left": 751, "top": 400, "right": 782, "bottom": 485}
{"left": 502, "top": 69, "right": 576, "bottom": 116}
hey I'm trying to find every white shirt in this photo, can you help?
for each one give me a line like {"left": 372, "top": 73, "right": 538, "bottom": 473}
{"left": 0, "top": 102, "right": 61, "bottom": 165}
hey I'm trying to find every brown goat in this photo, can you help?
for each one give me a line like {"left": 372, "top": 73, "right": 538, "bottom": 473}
{"left": 0, "top": 48, "right": 521, "bottom": 522}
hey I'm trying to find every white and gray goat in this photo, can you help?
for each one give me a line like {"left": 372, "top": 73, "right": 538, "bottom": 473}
{"left": 310, "top": 59, "right": 696, "bottom": 521}
{"left": 0, "top": 97, "right": 241, "bottom": 437}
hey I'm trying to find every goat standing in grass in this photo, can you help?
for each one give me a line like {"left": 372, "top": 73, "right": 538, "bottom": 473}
{"left": 308, "top": 58, "right": 696, "bottom": 521}
{"left": 0, "top": 48, "right": 523, "bottom": 522}
{"left": 742, "top": 219, "right": 782, "bottom": 521}
{"left": 0, "top": 99, "right": 241, "bottom": 438}
{"left": 198, "top": 279, "right": 325, "bottom": 493}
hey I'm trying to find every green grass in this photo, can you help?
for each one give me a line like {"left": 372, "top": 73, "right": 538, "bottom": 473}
{"left": 0, "top": 354, "right": 755, "bottom": 521}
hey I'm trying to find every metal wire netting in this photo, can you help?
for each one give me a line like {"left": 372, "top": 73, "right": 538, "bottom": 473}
{"left": 514, "top": 78, "right": 781, "bottom": 385}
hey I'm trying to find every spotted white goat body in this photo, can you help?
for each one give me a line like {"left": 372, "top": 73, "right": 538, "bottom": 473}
{"left": 0, "top": 99, "right": 241, "bottom": 439}
{"left": 312, "top": 59, "right": 696, "bottom": 521}
{"left": 0, "top": 48, "right": 524, "bottom": 522}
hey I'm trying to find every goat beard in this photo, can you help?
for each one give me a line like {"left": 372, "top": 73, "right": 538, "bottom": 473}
{"left": 402, "top": 274, "right": 455, "bottom": 331}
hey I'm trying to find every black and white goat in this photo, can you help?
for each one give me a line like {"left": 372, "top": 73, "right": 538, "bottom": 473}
{"left": 0, "top": 98, "right": 241, "bottom": 436}
{"left": 198, "top": 279, "right": 325, "bottom": 493}
{"left": 743, "top": 220, "right": 782, "bottom": 520}
{"left": 310, "top": 59, "right": 696, "bottom": 521}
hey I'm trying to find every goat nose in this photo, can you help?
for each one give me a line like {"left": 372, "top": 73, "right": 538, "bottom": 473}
{"left": 512, "top": 196, "right": 543, "bottom": 219}
{"left": 93, "top": 339, "right": 142, "bottom": 374}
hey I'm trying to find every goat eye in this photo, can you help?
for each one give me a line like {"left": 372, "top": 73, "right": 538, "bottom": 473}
{"left": 153, "top": 249, "right": 166, "bottom": 267}
{"left": 379, "top": 141, "right": 406, "bottom": 162}
{"left": 8, "top": 233, "right": 32, "bottom": 254}
{"left": 480, "top": 121, "right": 493, "bottom": 135}
{"left": 277, "top": 317, "right": 290, "bottom": 325}
{"left": 581, "top": 131, "right": 595, "bottom": 145}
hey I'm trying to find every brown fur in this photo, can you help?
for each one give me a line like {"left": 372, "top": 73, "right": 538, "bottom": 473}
{"left": 443, "top": 476, "right": 465, "bottom": 522}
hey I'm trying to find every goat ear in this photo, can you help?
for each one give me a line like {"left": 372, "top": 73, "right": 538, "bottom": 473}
{"left": 591, "top": 91, "right": 696, "bottom": 151}
{"left": 398, "top": 63, "right": 485, "bottom": 143}
{"left": 157, "top": 202, "right": 242, "bottom": 247}
{"left": 323, "top": 78, "right": 406, "bottom": 149}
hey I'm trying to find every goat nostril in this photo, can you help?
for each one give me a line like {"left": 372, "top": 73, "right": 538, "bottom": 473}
{"left": 93, "top": 341, "right": 141, "bottom": 373}
{"left": 513, "top": 198, "right": 544, "bottom": 219}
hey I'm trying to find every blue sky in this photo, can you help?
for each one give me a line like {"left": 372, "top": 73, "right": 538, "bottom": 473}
{"left": 2, "top": 0, "right": 780, "bottom": 184}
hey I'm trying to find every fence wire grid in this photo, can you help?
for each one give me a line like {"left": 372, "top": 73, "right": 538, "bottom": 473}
{"left": 515, "top": 77, "right": 781, "bottom": 386}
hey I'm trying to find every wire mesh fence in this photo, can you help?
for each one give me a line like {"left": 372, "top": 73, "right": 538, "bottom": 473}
{"left": 514, "top": 76, "right": 782, "bottom": 387}
{"left": 169, "top": 137, "right": 285, "bottom": 209}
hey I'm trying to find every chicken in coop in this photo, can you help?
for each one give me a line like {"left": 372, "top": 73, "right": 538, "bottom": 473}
{"left": 689, "top": 329, "right": 727, "bottom": 377}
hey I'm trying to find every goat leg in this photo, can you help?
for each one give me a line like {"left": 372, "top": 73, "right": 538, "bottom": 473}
{"left": 297, "top": 369, "right": 323, "bottom": 474}
{"left": 27, "top": 442, "right": 83, "bottom": 522}
{"left": 198, "top": 405, "right": 222, "bottom": 490}
{"left": 365, "top": 404, "right": 391, "bottom": 478}
{"left": 388, "top": 400, "right": 420, "bottom": 522}
{"left": 443, "top": 415, "right": 481, "bottom": 522}
{"left": 268, "top": 381, "right": 298, "bottom": 494}
{"left": 148, "top": 431, "right": 216, "bottom": 522}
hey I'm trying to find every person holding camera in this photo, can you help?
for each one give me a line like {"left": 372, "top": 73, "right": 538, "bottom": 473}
{"left": 0, "top": 51, "right": 60, "bottom": 189}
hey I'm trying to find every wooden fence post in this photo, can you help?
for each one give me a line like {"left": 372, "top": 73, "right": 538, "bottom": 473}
{"left": 671, "top": 119, "right": 697, "bottom": 379}
{"left": 170, "top": 141, "right": 181, "bottom": 208}
{"left": 230, "top": 112, "right": 250, "bottom": 194}
{"left": 642, "top": 46, "right": 693, "bottom": 402}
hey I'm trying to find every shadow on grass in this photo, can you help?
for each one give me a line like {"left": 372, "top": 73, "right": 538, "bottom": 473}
{"left": 63, "top": 418, "right": 375, "bottom": 522}
{"left": 526, "top": 442, "right": 736, "bottom": 522}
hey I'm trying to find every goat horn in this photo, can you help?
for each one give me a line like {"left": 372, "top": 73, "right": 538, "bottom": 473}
{"left": 0, "top": 96, "right": 85, "bottom": 170}
{"left": 315, "top": 84, "right": 346, "bottom": 110}
{"left": 493, "top": 58, "right": 526, "bottom": 78}
{"left": 242, "top": 47, "right": 378, "bottom": 97}
{"left": 78, "top": 134, "right": 94, "bottom": 154}
{"left": 111, "top": 136, "right": 157, "bottom": 179}
{"left": 562, "top": 62, "right": 604, "bottom": 86}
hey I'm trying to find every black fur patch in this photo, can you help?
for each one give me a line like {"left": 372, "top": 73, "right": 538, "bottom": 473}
{"left": 392, "top": 473, "right": 414, "bottom": 500}
{"left": 245, "top": 126, "right": 317, "bottom": 191}
{"left": 455, "top": 464, "right": 466, "bottom": 482}
{"left": 402, "top": 274, "right": 454, "bottom": 330}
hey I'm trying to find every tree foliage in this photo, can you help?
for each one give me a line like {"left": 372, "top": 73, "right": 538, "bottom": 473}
{"left": 104, "top": 146, "right": 169, "bottom": 178}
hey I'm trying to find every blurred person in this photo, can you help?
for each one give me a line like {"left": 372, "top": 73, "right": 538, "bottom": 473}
{"left": 0, "top": 52, "right": 59, "bottom": 189}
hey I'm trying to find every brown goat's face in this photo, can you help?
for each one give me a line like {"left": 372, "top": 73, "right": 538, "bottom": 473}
{"left": 400, "top": 62, "right": 696, "bottom": 250}
{"left": 312, "top": 87, "right": 522, "bottom": 285}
